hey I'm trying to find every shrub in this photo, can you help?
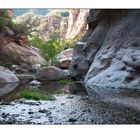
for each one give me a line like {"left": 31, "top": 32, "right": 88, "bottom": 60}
{"left": 29, "top": 36, "right": 64, "bottom": 65}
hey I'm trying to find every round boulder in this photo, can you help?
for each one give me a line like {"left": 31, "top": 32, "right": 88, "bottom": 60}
{"left": 56, "top": 48, "right": 74, "bottom": 69}
{"left": 36, "top": 66, "right": 67, "bottom": 81}
{"left": 0, "top": 66, "right": 19, "bottom": 83}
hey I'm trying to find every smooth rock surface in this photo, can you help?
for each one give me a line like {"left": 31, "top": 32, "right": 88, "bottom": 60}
{"left": 36, "top": 66, "right": 67, "bottom": 81}
{"left": 0, "top": 83, "right": 18, "bottom": 96}
{"left": 0, "top": 66, "right": 19, "bottom": 83}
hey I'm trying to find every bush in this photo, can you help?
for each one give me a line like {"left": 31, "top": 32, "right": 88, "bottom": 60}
{"left": 29, "top": 36, "right": 65, "bottom": 65}
{"left": 29, "top": 35, "right": 79, "bottom": 66}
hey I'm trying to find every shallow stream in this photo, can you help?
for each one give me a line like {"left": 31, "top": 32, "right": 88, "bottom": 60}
{"left": 0, "top": 79, "right": 140, "bottom": 124}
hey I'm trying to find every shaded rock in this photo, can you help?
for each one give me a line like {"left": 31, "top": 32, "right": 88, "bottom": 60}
{"left": 69, "top": 42, "right": 90, "bottom": 80}
{"left": 16, "top": 74, "right": 34, "bottom": 84}
{"left": 0, "top": 66, "right": 19, "bottom": 84}
{"left": 36, "top": 66, "right": 67, "bottom": 81}
{"left": 56, "top": 48, "right": 74, "bottom": 69}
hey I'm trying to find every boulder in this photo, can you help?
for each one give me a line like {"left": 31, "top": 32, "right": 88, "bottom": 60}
{"left": 0, "top": 83, "right": 18, "bottom": 96}
{"left": 56, "top": 48, "right": 74, "bottom": 69}
{"left": 0, "top": 66, "right": 19, "bottom": 83}
{"left": 70, "top": 10, "right": 140, "bottom": 89}
{"left": 29, "top": 80, "right": 42, "bottom": 86}
{"left": 36, "top": 66, "right": 67, "bottom": 81}
{"left": 1, "top": 42, "right": 45, "bottom": 69}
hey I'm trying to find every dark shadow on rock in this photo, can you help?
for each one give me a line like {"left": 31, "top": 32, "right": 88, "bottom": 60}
{"left": 69, "top": 83, "right": 88, "bottom": 96}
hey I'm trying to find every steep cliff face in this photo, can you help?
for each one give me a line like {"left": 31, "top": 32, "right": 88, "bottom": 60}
{"left": 70, "top": 10, "right": 140, "bottom": 89}
{"left": 66, "top": 9, "right": 89, "bottom": 40}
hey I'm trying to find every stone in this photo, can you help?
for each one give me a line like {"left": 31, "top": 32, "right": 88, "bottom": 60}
{"left": 68, "top": 118, "right": 77, "bottom": 122}
{"left": 36, "top": 66, "right": 67, "bottom": 81}
{"left": 39, "top": 109, "right": 51, "bottom": 115}
{"left": 29, "top": 80, "right": 42, "bottom": 86}
{"left": 12, "top": 65, "right": 20, "bottom": 69}
{"left": 0, "top": 66, "right": 19, "bottom": 84}
{"left": 56, "top": 48, "right": 74, "bottom": 69}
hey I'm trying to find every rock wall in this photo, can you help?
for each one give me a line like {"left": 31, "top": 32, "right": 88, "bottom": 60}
{"left": 66, "top": 9, "right": 89, "bottom": 40}
{"left": 69, "top": 10, "right": 140, "bottom": 89}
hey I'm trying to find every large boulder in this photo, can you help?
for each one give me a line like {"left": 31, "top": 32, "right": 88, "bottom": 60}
{"left": 0, "top": 42, "right": 45, "bottom": 69}
{"left": 70, "top": 10, "right": 140, "bottom": 89}
{"left": 36, "top": 66, "right": 67, "bottom": 81}
{"left": 0, "top": 83, "right": 18, "bottom": 96}
{"left": 0, "top": 66, "right": 19, "bottom": 83}
{"left": 56, "top": 48, "right": 74, "bottom": 69}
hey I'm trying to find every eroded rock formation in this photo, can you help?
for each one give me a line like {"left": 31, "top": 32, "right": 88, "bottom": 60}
{"left": 70, "top": 10, "right": 140, "bottom": 89}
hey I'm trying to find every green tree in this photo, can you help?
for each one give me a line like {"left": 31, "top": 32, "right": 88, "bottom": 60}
{"left": 29, "top": 36, "right": 63, "bottom": 65}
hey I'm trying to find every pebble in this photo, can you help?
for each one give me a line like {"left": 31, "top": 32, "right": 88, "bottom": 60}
{"left": 68, "top": 118, "right": 77, "bottom": 122}
{"left": 67, "top": 96, "right": 74, "bottom": 99}
{"left": 39, "top": 109, "right": 51, "bottom": 115}
{"left": 28, "top": 111, "right": 34, "bottom": 114}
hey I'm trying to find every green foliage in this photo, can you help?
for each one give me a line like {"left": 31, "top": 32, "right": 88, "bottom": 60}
{"left": 20, "top": 88, "right": 55, "bottom": 101}
{"left": 0, "top": 10, "right": 13, "bottom": 27}
{"left": 29, "top": 36, "right": 63, "bottom": 65}
{"left": 29, "top": 36, "right": 78, "bottom": 66}
{"left": 57, "top": 79, "right": 70, "bottom": 85}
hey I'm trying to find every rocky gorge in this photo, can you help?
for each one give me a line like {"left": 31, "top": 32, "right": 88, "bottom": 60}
{"left": 0, "top": 9, "right": 140, "bottom": 124}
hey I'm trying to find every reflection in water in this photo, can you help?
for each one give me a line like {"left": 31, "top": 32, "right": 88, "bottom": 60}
{"left": 85, "top": 85, "right": 140, "bottom": 111}
{"left": 69, "top": 83, "right": 88, "bottom": 95}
